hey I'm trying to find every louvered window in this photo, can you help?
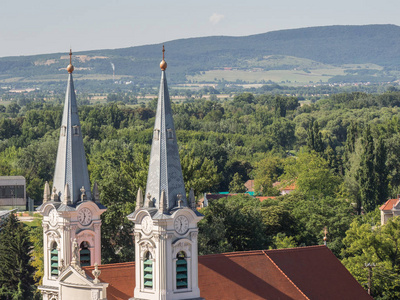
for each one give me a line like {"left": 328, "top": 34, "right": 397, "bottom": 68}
{"left": 176, "top": 251, "right": 188, "bottom": 289}
{"left": 50, "top": 243, "right": 58, "bottom": 276}
{"left": 80, "top": 241, "right": 91, "bottom": 267}
{"left": 143, "top": 252, "right": 153, "bottom": 289}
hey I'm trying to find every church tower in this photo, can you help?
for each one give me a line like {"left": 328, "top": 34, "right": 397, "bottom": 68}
{"left": 37, "top": 50, "right": 107, "bottom": 299}
{"left": 128, "top": 47, "right": 204, "bottom": 300}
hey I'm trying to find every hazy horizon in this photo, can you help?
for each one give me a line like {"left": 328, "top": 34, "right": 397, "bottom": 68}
{"left": 1, "top": 0, "right": 399, "bottom": 58}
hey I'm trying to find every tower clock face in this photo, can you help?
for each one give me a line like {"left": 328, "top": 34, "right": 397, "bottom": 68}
{"left": 78, "top": 207, "right": 92, "bottom": 226}
{"left": 174, "top": 215, "right": 189, "bottom": 235}
{"left": 142, "top": 215, "right": 153, "bottom": 235}
{"left": 49, "top": 208, "right": 57, "bottom": 226}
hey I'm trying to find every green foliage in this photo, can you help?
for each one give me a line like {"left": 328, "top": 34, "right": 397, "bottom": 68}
{"left": 199, "top": 195, "right": 267, "bottom": 254}
{"left": 358, "top": 125, "right": 377, "bottom": 212}
{"left": 29, "top": 218, "right": 44, "bottom": 298}
{"left": 88, "top": 140, "right": 149, "bottom": 264}
{"left": 281, "top": 151, "right": 341, "bottom": 198}
{"left": 253, "top": 154, "right": 283, "bottom": 196}
{"left": 228, "top": 172, "right": 246, "bottom": 193}
{"left": 271, "top": 233, "right": 298, "bottom": 249}
{"left": 342, "top": 212, "right": 400, "bottom": 299}
{"left": 181, "top": 149, "right": 220, "bottom": 194}
{"left": 0, "top": 214, "right": 35, "bottom": 299}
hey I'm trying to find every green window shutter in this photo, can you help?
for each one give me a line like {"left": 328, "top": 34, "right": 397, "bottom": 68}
{"left": 50, "top": 248, "right": 58, "bottom": 276}
{"left": 176, "top": 257, "right": 188, "bottom": 289}
{"left": 143, "top": 258, "right": 153, "bottom": 288}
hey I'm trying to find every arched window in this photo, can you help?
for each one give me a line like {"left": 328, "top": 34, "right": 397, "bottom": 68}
{"left": 143, "top": 252, "right": 153, "bottom": 289}
{"left": 80, "top": 241, "right": 91, "bottom": 267}
{"left": 50, "top": 242, "right": 58, "bottom": 277}
{"left": 176, "top": 251, "right": 188, "bottom": 289}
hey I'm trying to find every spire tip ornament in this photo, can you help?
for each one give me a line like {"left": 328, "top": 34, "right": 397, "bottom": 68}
{"left": 160, "top": 45, "right": 167, "bottom": 71}
{"left": 67, "top": 49, "right": 74, "bottom": 73}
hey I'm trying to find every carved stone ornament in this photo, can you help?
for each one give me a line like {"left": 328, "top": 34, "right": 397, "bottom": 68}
{"left": 71, "top": 238, "right": 87, "bottom": 276}
{"left": 77, "top": 230, "right": 95, "bottom": 246}
{"left": 140, "top": 241, "right": 155, "bottom": 258}
{"left": 91, "top": 289, "right": 99, "bottom": 300}
{"left": 173, "top": 240, "right": 191, "bottom": 257}
{"left": 191, "top": 231, "right": 198, "bottom": 241}
{"left": 92, "top": 263, "right": 101, "bottom": 284}
{"left": 44, "top": 291, "right": 59, "bottom": 300}
{"left": 47, "top": 231, "right": 61, "bottom": 248}
{"left": 58, "top": 259, "right": 66, "bottom": 274}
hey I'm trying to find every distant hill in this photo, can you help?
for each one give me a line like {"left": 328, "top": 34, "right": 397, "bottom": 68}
{"left": 1, "top": 24, "right": 400, "bottom": 89}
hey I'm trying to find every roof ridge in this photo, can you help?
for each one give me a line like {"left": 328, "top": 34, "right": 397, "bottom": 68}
{"left": 83, "top": 261, "right": 135, "bottom": 270}
{"left": 266, "top": 245, "right": 326, "bottom": 253}
{"left": 200, "top": 250, "right": 264, "bottom": 259}
{"left": 262, "top": 250, "right": 310, "bottom": 300}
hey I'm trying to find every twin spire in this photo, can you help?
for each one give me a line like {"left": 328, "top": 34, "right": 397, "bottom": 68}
{"left": 48, "top": 50, "right": 92, "bottom": 204}
{"left": 144, "top": 45, "right": 191, "bottom": 212}
{"left": 45, "top": 47, "right": 191, "bottom": 210}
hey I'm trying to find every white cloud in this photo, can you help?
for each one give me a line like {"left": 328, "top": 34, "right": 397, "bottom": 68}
{"left": 209, "top": 13, "right": 225, "bottom": 25}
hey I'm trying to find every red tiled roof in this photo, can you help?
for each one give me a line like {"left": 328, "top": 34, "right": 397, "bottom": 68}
{"left": 85, "top": 246, "right": 371, "bottom": 300}
{"left": 266, "top": 246, "right": 371, "bottom": 300}
{"left": 380, "top": 198, "right": 399, "bottom": 211}
{"left": 244, "top": 180, "right": 255, "bottom": 192}
{"left": 256, "top": 196, "right": 276, "bottom": 202}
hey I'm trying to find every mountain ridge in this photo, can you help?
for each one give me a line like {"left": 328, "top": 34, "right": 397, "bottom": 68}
{"left": 1, "top": 24, "right": 400, "bottom": 88}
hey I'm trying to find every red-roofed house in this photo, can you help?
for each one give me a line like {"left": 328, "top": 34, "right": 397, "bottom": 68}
{"left": 83, "top": 246, "right": 371, "bottom": 300}
{"left": 379, "top": 196, "right": 400, "bottom": 225}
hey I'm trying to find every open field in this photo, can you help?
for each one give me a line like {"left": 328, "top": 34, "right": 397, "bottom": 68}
{"left": 188, "top": 63, "right": 384, "bottom": 85}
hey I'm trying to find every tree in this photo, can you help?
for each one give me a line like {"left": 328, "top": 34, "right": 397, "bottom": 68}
{"left": 0, "top": 214, "right": 35, "bottom": 299}
{"left": 358, "top": 125, "right": 377, "bottom": 212}
{"left": 228, "top": 172, "right": 246, "bottom": 193}
{"left": 342, "top": 212, "right": 400, "bottom": 299}
{"left": 180, "top": 149, "right": 221, "bottom": 194}
{"left": 281, "top": 152, "right": 340, "bottom": 198}
{"left": 198, "top": 195, "right": 267, "bottom": 254}
{"left": 307, "top": 120, "right": 324, "bottom": 153}
{"left": 253, "top": 155, "right": 283, "bottom": 196}
{"left": 30, "top": 218, "right": 44, "bottom": 298}
{"left": 375, "top": 137, "right": 389, "bottom": 206}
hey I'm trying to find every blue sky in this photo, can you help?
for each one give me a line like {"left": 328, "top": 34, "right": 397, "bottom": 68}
{"left": 0, "top": 0, "right": 398, "bottom": 58}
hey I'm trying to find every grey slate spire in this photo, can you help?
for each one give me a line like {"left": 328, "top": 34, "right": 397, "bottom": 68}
{"left": 145, "top": 46, "right": 187, "bottom": 211}
{"left": 52, "top": 50, "right": 92, "bottom": 204}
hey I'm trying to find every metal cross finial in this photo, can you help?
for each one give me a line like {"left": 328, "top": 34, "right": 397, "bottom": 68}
{"left": 323, "top": 226, "right": 328, "bottom": 245}
{"left": 69, "top": 49, "right": 72, "bottom": 65}
{"left": 162, "top": 45, "right": 165, "bottom": 60}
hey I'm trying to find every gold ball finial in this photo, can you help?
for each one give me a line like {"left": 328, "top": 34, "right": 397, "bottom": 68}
{"left": 67, "top": 49, "right": 74, "bottom": 73}
{"left": 160, "top": 45, "right": 167, "bottom": 71}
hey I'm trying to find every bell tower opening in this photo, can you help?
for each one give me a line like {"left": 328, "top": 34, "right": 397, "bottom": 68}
{"left": 80, "top": 241, "right": 91, "bottom": 267}
{"left": 143, "top": 251, "right": 153, "bottom": 289}
{"left": 50, "top": 242, "right": 59, "bottom": 277}
{"left": 176, "top": 251, "right": 188, "bottom": 289}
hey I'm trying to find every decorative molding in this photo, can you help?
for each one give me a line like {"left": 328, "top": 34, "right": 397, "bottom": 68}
{"left": 91, "top": 289, "right": 99, "bottom": 300}
{"left": 172, "top": 239, "right": 191, "bottom": 257}
{"left": 92, "top": 263, "right": 101, "bottom": 284}
{"left": 191, "top": 231, "right": 198, "bottom": 241}
{"left": 46, "top": 231, "right": 61, "bottom": 248}
{"left": 76, "top": 230, "right": 95, "bottom": 246}
{"left": 139, "top": 240, "right": 155, "bottom": 258}
{"left": 134, "top": 232, "right": 141, "bottom": 241}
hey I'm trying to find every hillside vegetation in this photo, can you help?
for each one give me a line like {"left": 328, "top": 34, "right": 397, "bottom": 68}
{"left": 1, "top": 25, "right": 400, "bottom": 91}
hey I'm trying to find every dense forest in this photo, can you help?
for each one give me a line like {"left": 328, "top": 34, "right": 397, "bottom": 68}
{"left": 2, "top": 89, "right": 400, "bottom": 298}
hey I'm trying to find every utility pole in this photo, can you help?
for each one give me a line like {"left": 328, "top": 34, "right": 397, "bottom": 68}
{"left": 364, "top": 263, "right": 376, "bottom": 295}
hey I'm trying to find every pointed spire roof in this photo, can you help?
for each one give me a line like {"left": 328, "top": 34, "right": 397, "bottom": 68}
{"left": 145, "top": 46, "right": 186, "bottom": 211}
{"left": 52, "top": 50, "right": 92, "bottom": 204}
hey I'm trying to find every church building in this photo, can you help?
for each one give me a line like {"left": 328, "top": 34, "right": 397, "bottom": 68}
{"left": 37, "top": 49, "right": 372, "bottom": 300}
